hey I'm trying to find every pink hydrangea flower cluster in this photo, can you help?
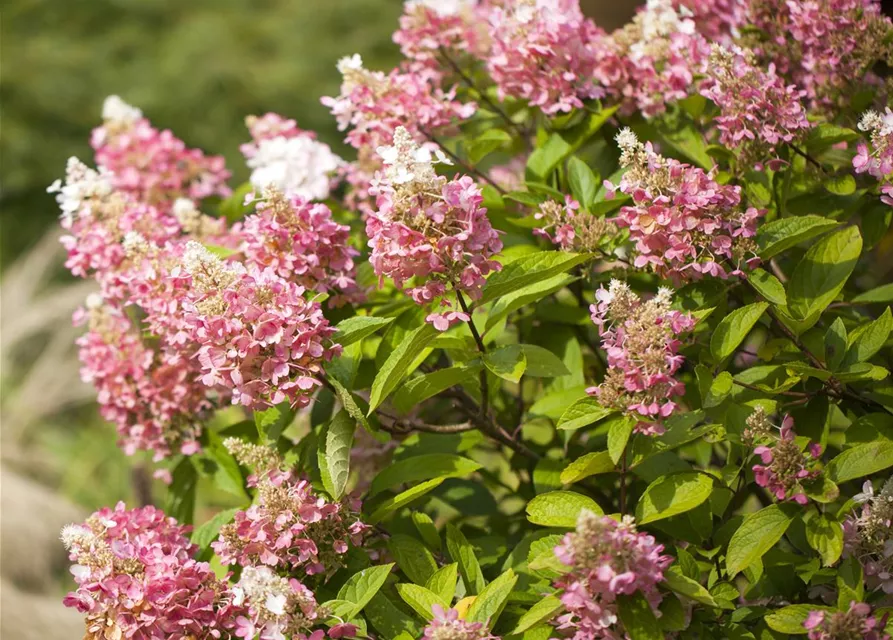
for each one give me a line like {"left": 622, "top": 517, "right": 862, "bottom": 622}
{"left": 241, "top": 113, "right": 342, "bottom": 202}
{"left": 92, "top": 95, "right": 231, "bottom": 207}
{"left": 804, "top": 602, "right": 890, "bottom": 640}
{"left": 553, "top": 511, "right": 673, "bottom": 639}
{"left": 367, "top": 126, "right": 502, "bottom": 331}
{"left": 589, "top": 0, "right": 710, "bottom": 118}
{"left": 236, "top": 188, "right": 361, "bottom": 306}
{"left": 673, "top": 0, "right": 746, "bottom": 45}
{"left": 843, "top": 478, "right": 893, "bottom": 593}
{"left": 61, "top": 502, "right": 236, "bottom": 639}
{"left": 393, "top": 0, "right": 489, "bottom": 72}
{"left": 854, "top": 108, "right": 893, "bottom": 206}
{"left": 213, "top": 441, "right": 369, "bottom": 576}
{"left": 322, "top": 54, "right": 475, "bottom": 212}
{"left": 179, "top": 242, "right": 339, "bottom": 410}
{"left": 485, "top": 0, "right": 604, "bottom": 115}
{"left": 746, "top": 0, "right": 893, "bottom": 113}
{"left": 231, "top": 566, "right": 351, "bottom": 640}
{"left": 588, "top": 280, "right": 695, "bottom": 436}
{"left": 533, "top": 196, "right": 616, "bottom": 253}
{"left": 422, "top": 604, "right": 498, "bottom": 640}
{"left": 749, "top": 413, "right": 823, "bottom": 504}
{"left": 74, "top": 298, "right": 211, "bottom": 459}
{"left": 700, "top": 45, "right": 811, "bottom": 167}
{"left": 610, "top": 128, "right": 764, "bottom": 281}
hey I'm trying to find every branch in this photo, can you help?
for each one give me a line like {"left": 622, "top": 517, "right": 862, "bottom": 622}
{"left": 456, "top": 290, "right": 490, "bottom": 419}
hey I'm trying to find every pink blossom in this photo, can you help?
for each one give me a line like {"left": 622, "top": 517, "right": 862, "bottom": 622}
{"left": 803, "top": 601, "right": 890, "bottom": 640}
{"left": 854, "top": 108, "right": 893, "bottom": 207}
{"left": 751, "top": 415, "right": 823, "bottom": 504}
{"left": 588, "top": 281, "right": 695, "bottom": 435}
{"left": 393, "top": 0, "right": 489, "bottom": 72}
{"left": 553, "top": 511, "right": 673, "bottom": 639}
{"left": 423, "top": 604, "right": 498, "bottom": 640}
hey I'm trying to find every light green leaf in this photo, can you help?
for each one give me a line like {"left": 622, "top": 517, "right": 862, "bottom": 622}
{"left": 756, "top": 215, "right": 840, "bottom": 259}
{"left": 412, "top": 512, "right": 442, "bottom": 552}
{"left": 824, "top": 317, "right": 848, "bottom": 370}
{"left": 511, "top": 596, "right": 564, "bottom": 634}
{"left": 726, "top": 504, "right": 796, "bottom": 576}
{"left": 370, "top": 454, "right": 482, "bottom": 497}
{"left": 479, "top": 251, "right": 593, "bottom": 304}
{"left": 466, "top": 569, "right": 518, "bottom": 627}
{"left": 710, "top": 302, "right": 769, "bottom": 361}
{"left": 393, "top": 365, "right": 482, "bottom": 413}
{"left": 328, "top": 376, "right": 372, "bottom": 432}
{"left": 749, "top": 269, "right": 787, "bottom": 306}
{"left": 853, "top": 283, "right": 893, "bottom": 304}
{"left": 191, "top": 508, "right": 239, "bottom": 549}
{"left": 526, "top": 491, "right": 603, "bottom": 527}
{"left": 560, "top": 451, "right": 616, "bottom": 484}
{"left": 395, "top": 584, "right": 448, "bottom": 621}
{"left": 635, "top": 472, "right": 713, "bottom": 524}
{"left": 336, "top": 564, "right": 396, "bottom": 616}
{"left": 826, "top": 441, "right": 893, "bottom": 483}
{"left": 485, "top": 274, "right": 577, "bottom": 332}
{"left": 766, "top": 604, "right": 834, "bottom": 634}
{"left": 318, "top": 410, "right": 355, "bottom": 500}
{"left": 519, "top": 344, "right": 571, "bottom": 377}
{"left": 369, "top": 323, "right": 438, "bottom": 412}
{"left": 804, "top": 511, "right": 843, "bottom": 566}
{"left": 557, "top": 396, "right": 615, "bottom": 431}
{"left": 608, "top": 416, "right": 635, "bottom": 465}
{"left": 425, "top": 563, "right": 458, "bottom": 605}
{"left": 254, "top": 403, "right": 294, "bottom": 442}
{"left": 526, "top": 107, "right": 618, "bottom": 179}
{"left": 446, "top": 524, "right": 486, "bottom": 595}
{"left": 837, "top": 555, "right": 864, "bottom": 609}
{"left": 484, "top": 345, "right": 527, "bottom": 383}
{"left": 663, "top": 568, "right": 719, "bottom": 607}
{"left": 617, "top": 592, "right": 663, "bottom": 640}
{"left": 567, "top": 156, "right": 599, "bottom": 208}
{"left": 843, "top": 307, "right": 892, "bottom": 366}
{"left": 388, "top": 534, "right": 438, "bottom": 585}
{"left": 824, "top": 174, "right": 856, "bottom": 195}
{"left": 369, "top": 478, "right": 445, "bottom": 524}
{"left": 467, "top": 129, "right": 512, "bottom": 165}
{"left": 334, "top": 315, "right": 395, "bottom": 348}
{"left": 365, "top": 592, "right": 420, "bottom": 640}
{"left": 788, "top": 226, "right": 862, "bottom": 320}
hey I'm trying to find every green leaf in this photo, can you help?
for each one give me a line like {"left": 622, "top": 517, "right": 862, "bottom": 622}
{"left": 511, "top": 596, "right": 564, "bottom": 634}
{"left": 191, "top": 507, "right": 239, "bottom": 549}
{"left": 853, "top": 283, "right": 893, "bottom": 303}
{"left": 635, "top": 472, "right": 714, "bottom": 524}
{"left": 804, "top": 511, "right": 843, "bottom": 566}
{"left": 365, "top": 592, "right": 420, "bottom": 640}
{"left": 663, "top": 568, "right": 719, "bottom": 607}
{"left": 827, "top": 441, "right": 893, "bottom": 483}
{"left": 479, "top": 251, "right": 592, "bottom": 304}
{"left": 519, "top": 344, "right": 571, "bottom": 377}
{"left": 254, "top": 403, "right": 294, "bottom": 442}
{"left": 412, "top": 512, "right": 442, "bottom": 552}
{"left": 749, "top": 269, "right": 787, "bottom": 306}
{"left": 756, "top": 215, "right": 840, "bottom": 259}
{"left": 389, "top": 534, "right": 438, "bottom": 585}
{"left": 466, "top": 569, "right": 518, "bottom": 627}
{"left": 395, "top": 583, "right": 448, "bottom": 621}
{"left": 526, "top": 491, "right": 603, "bottom": 527}
{"left": 328, "top": 376, "right": 372, "bottom": 432}
{"left": 334, "top": 315, "right": 395, "bottom": 348}
{"left": 368, "top": 478, "right": 445, "bottom": 524}
{"left": 425, "top": 563, "right": 458, "bottom": 605}
{"left": 526, "top": 107, "right": 618, "bottom": 179}
{"left": 560, "top": 451, "right": 616, "bottom": 484}
{"left": 370, "top": 454, "right": 482, "bottom": 497}
{"left": 467, "top": 129, "right": 512, "bottom": 165}
{"left": 710, "top": 302, "right": 769, "bottom": 361}
{"left": 806, "top": 123, "right": 860, "bottom": 152}
{"left": 556, "top": 396, "right": 615, "bottom": 431}
{"left": 608, "top": 416, "right": 635, "bottom": 465}
{"left": 484, "top": 345, "right": 527, "bottom": 383}
{"left": 369, "top": 323, "right": 438, "bottom": 412}
{"left": 824, "top": 174, "right": 856, "bottom": 195}
{"left": 843, "top": 307, "right": 892, "bottom": 366}
{"left": 446, "top": 524, "right": 486, "bottom": 595}
{"left": 837, "top": 555, "right": 864, "bottom": 609}
{"left": 393, "top": 364, "right": 482, "bottom": 413}
{"left": 617, "top": 592, "right": 663, "bottom": 640}
{"left": 317, "top": 410, "right": 355, "bottom": 500}
{"left": 336, "top": 564, "right": 396, "bottom": 617}
{"left": 567, "top": 156, "right": 599, "bottom": 208}
{"left": 726, "top": 504, "right": 796, "bottom": 576}
{"left": 766, "top": 604, "right": 834, "bottom": 634}
{"left": 824, "top": 317, "right": 848, "bottom": 370}
{"left": 787, "top": 226, "right": 862, "bottom": 320}
{"left": 485, "top": 274, "right": 577, "bottom": 332}
{"left": 166, "top": 458, "right": 198, "bottom": 525}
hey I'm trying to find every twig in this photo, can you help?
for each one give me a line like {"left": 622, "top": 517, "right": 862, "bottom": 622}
{"left": 789, "top": 143, "right": 827, "bottom": 173}
{"left": 733, "top": 379, "right": 811, "bottom": 398}
{"left": 457, "top": 290, "right": 490, "bottom": 419}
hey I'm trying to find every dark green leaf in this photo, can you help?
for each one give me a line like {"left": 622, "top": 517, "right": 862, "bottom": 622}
{"left": 370, "top": 454, "right": 482, "bottom": 497}
{"left": 484, "top": 345, "right": 527, "bottom": 383}
{"left": 567, "top": 156, "right": 599, "bottom": 208}
{"left": 368, "top": 323, "right": 438, "bottom": 412}
{"left": 317, "top": 409, "right": 355, "bottom": 500}
{"left": 389, "top": 534, "right": 438, "bottom": 585}
{"left": 756, "top": 215, "right": 840, "bottom": 259}
{"left": 787, "top": 226, "right": 862, "bottom": 320}
{"left": 710, "top": 303, "right": 768, "bottom": 361}
{"left": 617, "top": 592, "right": 663, "bottom": 640}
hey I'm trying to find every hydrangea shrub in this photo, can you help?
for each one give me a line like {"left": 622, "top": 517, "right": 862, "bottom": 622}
{"left": 51, "top": 0, "right": 893, "bottom": 638}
